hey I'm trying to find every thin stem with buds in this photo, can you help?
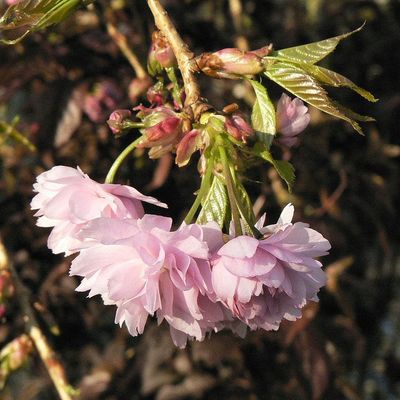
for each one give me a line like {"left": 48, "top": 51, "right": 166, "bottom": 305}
{"left": 146, "top": 0, "right": 200, "bottom": 109}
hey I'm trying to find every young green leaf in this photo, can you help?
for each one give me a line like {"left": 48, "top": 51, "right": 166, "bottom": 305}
{"left": 303, "top": 64, "right": 378, "bottom": 102}
{"left": 232, "top": 177, "right": 256, "bottom": 227}
{"left": 254, "top": 144, "right": 295, "bottom": 191}
{"left": 249, "top": 80, "right": 276, "bottom": 147}
{"left": 272, "top": 24, "right": 364, "bottom": 65}
{"left": 0, "top": 0, "right": 84, "bottom": 45}
{"left": 197, "top": 175, "right": 229, "bottom": 227}
{"left": 332, "top": 101, "right": 375, "bottom": 122}
{"left": 264, "top": 60, "right": 364, "bottom": 134}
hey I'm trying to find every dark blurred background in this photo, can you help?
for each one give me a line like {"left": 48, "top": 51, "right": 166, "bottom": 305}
{"left": 0, "top": 0, "right": 399, "bottom": 399}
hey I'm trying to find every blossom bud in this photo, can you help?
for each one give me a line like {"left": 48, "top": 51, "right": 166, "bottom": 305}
{"left": 148, "top": 31, "right": 176, "bottom": 75}
{"left": 146, "top": 81, "right": 168, "bottom": 106}
{"left": 276, "top": 93, "right": 310, "bottom": 147}
{"left": 128, "top": 76, "right": 152, "bottom": 103}
{"left": 0, "top": 335, "right": 33, "bottom": 388}
{"left": 196, "top": 48, "right": 264, "bottom": 79}
{"left": 136, "top": 106, "right": 182, "bottom": 152}
{"left": 107, "top": 109, "right": 132, "bottom": 135}
{"left": 175, "top": 129, "right": 201, "bottom": 167}
{"left": 225, "top": 113, "right": 254, "bottom": 142}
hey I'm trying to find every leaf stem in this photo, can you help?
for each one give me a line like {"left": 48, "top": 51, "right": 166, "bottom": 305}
{"left": 105, "top": 136, "right": 143, "bottom": 184}
{"left": 184, "top": 160, "right": 214, "bottom": 224}
{"left": 217, "top": 139, "right": 243, "bottom": 236}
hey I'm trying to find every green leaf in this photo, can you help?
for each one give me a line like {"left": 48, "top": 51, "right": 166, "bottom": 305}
{"left": 233, "top": 178, "right": 256, "bottom": 229}
{"left": 273, "top": 24, "right": 364, "bottom": 65}
{"left": 0, "top": 0, "right": 84, "bottom": 45}
{"left": 197, "top": 175, "right": 229, "bottom": 227}
{"left": 264, "top": 60, "right": 365, "bottom": 134}
{"left": 303, "top": 64, "right": 378, "bottom": 102}
{"left": 249, "top": 79, "right": 276, "bottom": 147}
{"left": 332, "top": 101, "right": 375, "bottom": 122}
{"left": 254, "top": 144, "right": 295, "bottom": 191}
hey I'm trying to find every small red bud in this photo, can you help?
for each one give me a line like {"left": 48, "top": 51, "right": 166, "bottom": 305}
{"left": 148, "top": 31, "right": 177, "bottom": 75}
{"left": 147, "top": 82, "right": 168, "bottom": 106}
{"left": 225, "top": 113, "right": 254, "bottom": 142}
{"left": 107, "top": 109, "right": 132, "bottom": 135}
{"left": 136, "top": 106, "right": 183, "bottom": 154}
{"left": 197, "top": 48, "right": 264, "bottom": 79}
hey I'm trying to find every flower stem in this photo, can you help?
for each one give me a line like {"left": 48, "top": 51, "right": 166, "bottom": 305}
{"left": 105, "top": 136, "right": 143, "bottom": 184}
{"left": 184, "top": 160, "right": 214, "bottom": 224}
{"left": 217, "top": 139, "right": 243, "bottom": 236}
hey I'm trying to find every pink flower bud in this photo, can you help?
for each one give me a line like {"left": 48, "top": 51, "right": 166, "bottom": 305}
{"left": 276, "top": 93, "right": 310, "bottom": 147}
{"left": 197, "top": 48, "right": 264, "bottom": 79}
{"left": 175, "top": 129, "right": 201, "bottom": 167}
{"left": 148, "top": 31, "right": 176, "bottom": 75}
{"left": 136, "top": 106, "right": 182, "bottom": 151}
{"left": 153, "top": 31, "right": 176, "bottom": 68}
{"left": 128, "top": 76, "right": 152, "bottom": 103}
{"left": 225, "top": 113, "right": 254, "bottom": 142}
{"left": 0, "top": 335, "right": 33, "bottom": 373}
{"left": 107, "top": 109, "right": 132, "bottom": 135}
{"left": 146, "top": 82, "right": 168, "bottom": 106}
{"left": 145, "top": 117, "right": 181, "bottom": 143}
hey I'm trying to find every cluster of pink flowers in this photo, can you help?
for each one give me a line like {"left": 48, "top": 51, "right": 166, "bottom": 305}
{"left": 32, "top": 166, "right": 330, "bottom": 347}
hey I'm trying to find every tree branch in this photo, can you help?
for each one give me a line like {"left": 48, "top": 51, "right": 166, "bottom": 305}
{"left": 229, "top": 0, "right": 249, "bottom": 51}
{"left": 146, "top": 0, "right": 200, "bottom": 110}
{"left": 0, "top": 240, "right": 77, "bottom": 400}
{"left": 106, "top": 18, "right": 148, "bottom": 79}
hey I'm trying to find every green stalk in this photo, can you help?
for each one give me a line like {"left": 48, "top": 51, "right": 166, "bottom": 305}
{"left": 184, "top": 159, "right": 214, "bottom": 224}
{"left": 123, "top": 121, "right": 144, "bottom": 129}
{"left": 105, "top": 136, "right": 143, "bottom": 184}
{"left": 217, "top": 140, "right": 243, "bottom": 236}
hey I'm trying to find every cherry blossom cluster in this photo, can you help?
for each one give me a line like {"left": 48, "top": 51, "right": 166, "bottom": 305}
{"left": 31, "top": 166, "right": 330, "bottom": 348}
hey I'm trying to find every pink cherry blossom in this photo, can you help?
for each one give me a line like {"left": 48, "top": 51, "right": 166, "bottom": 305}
{"left": 276, "top": 93, "right": 311, "bottom": 147}
{"left": 211, "top": 204, "right": 330, "bottom": 331}
{"left": 70, "top": 216, "right": 231, "bottom": 348}
{"left": 31, "top": 166, "right": 166, "bottom": 255}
